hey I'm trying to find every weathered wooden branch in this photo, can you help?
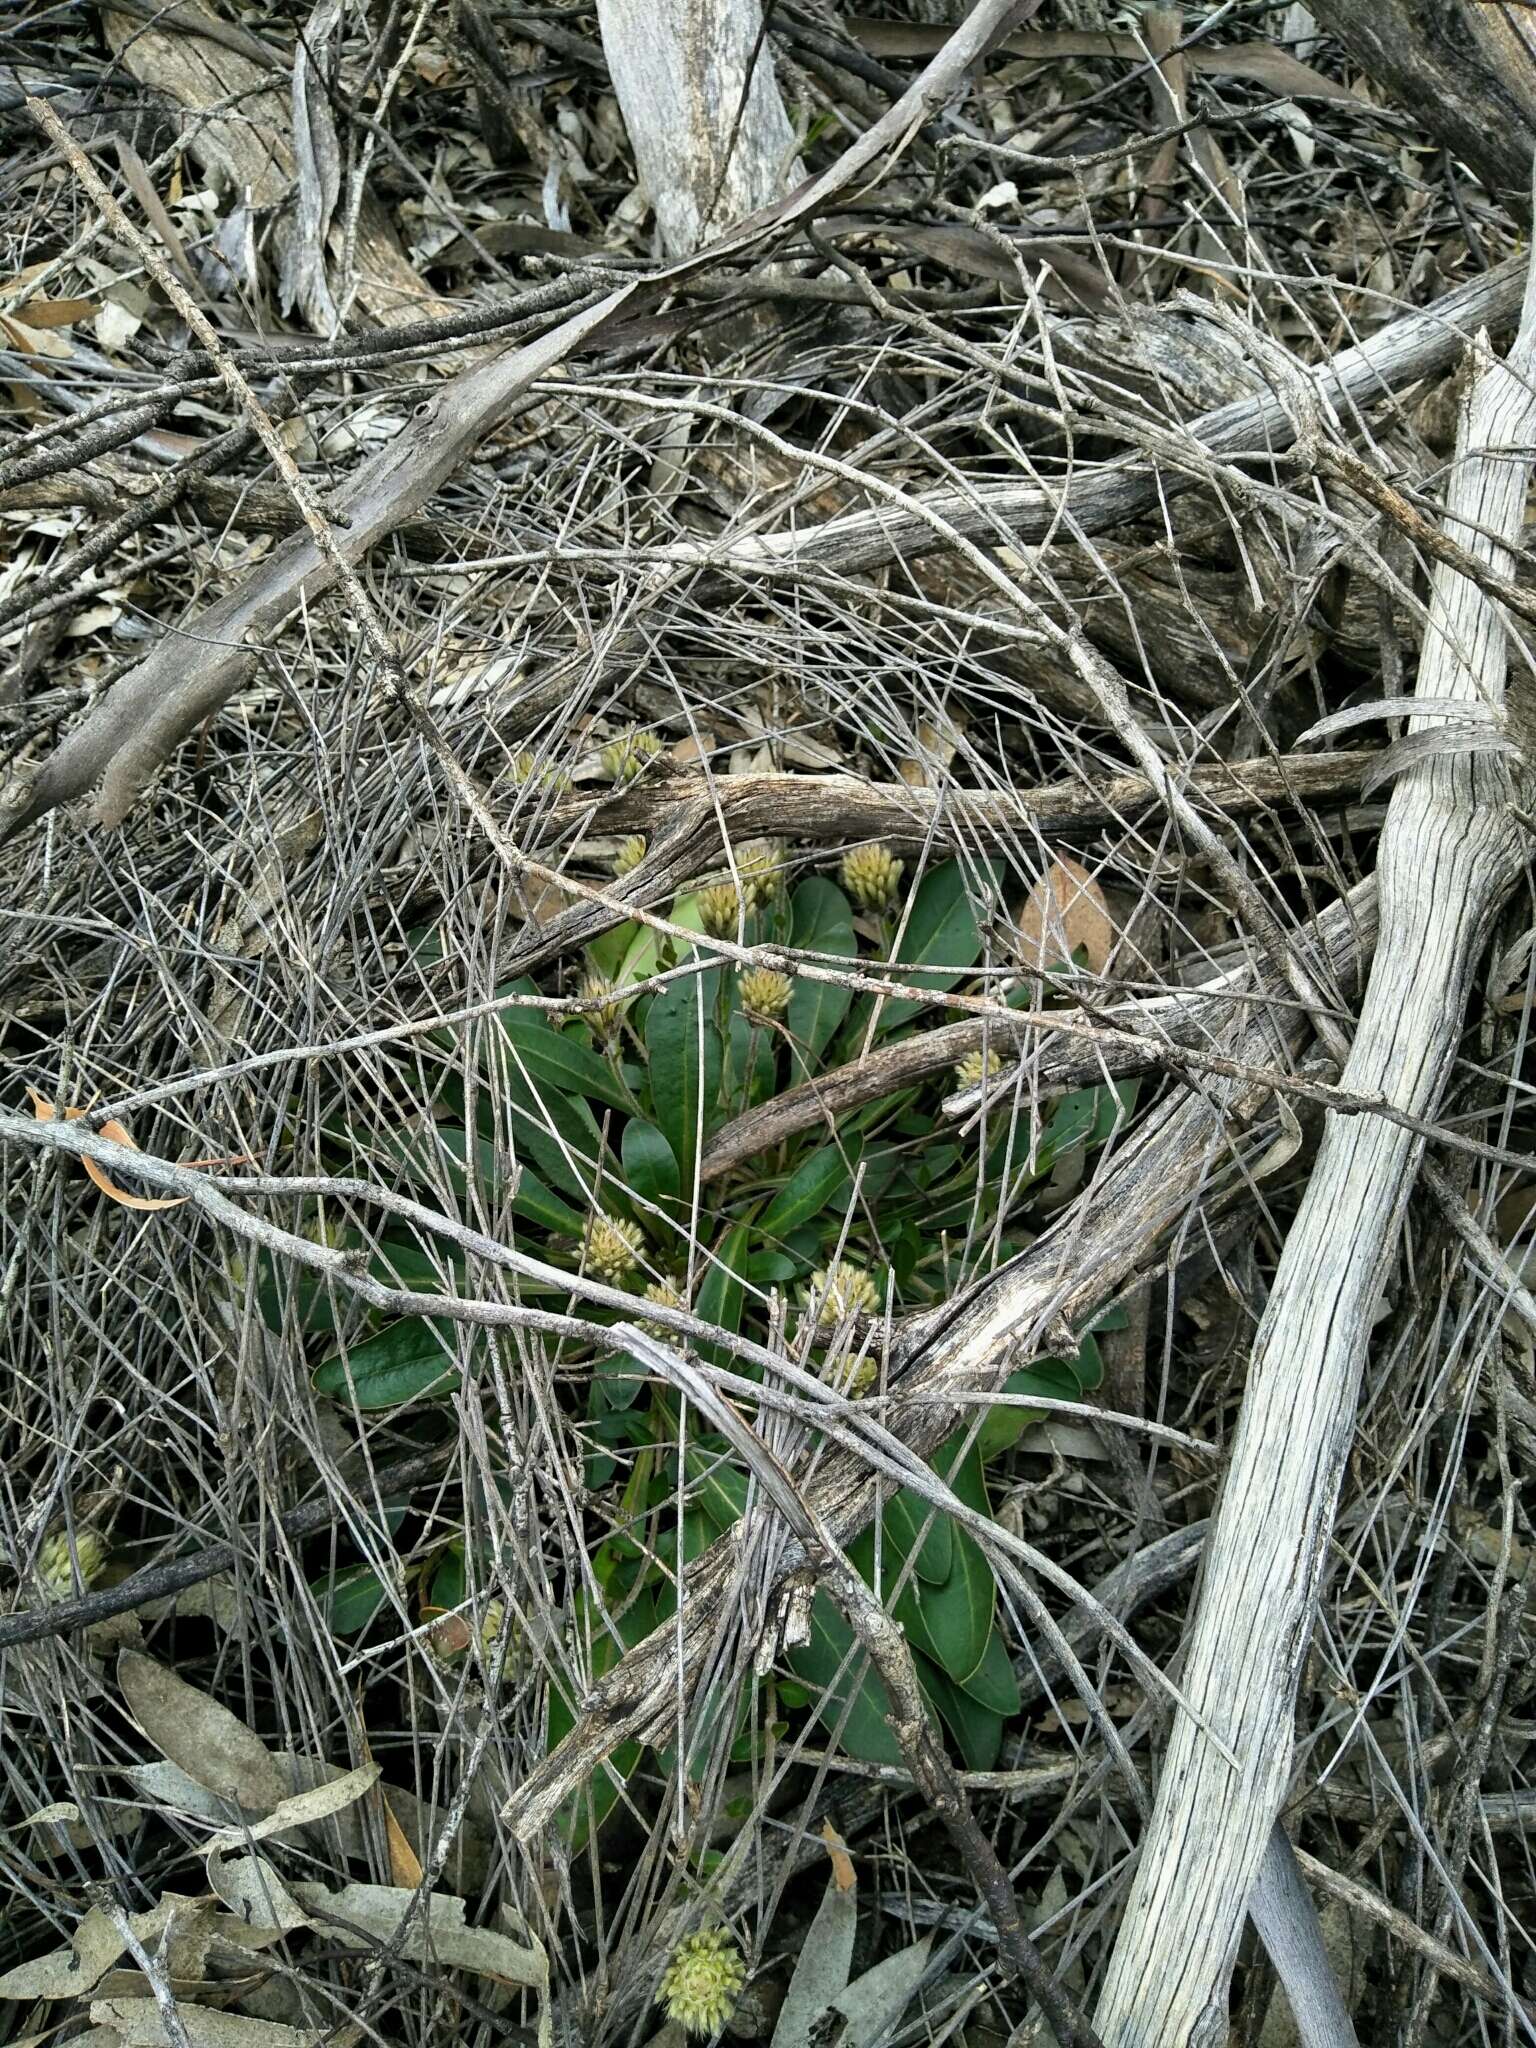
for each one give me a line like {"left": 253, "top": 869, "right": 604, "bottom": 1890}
{"left": 1308, "top": 0, "right": 1536, "bottom": 212}
{"left": 1089, "top": 252, "right": 1536, "bottom": 2047}
{"left": 596, "top": 0, "right": 799, "bottom": 255}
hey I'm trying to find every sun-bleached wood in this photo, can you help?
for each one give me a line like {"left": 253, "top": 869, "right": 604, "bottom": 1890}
{"left": 597, "top": 0, "right": 799, "bottom": 255}
{"left": 1090, "top": 268, "right": 1536, "bottom": 2046}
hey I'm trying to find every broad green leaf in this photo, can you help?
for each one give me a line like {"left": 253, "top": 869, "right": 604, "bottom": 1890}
{"left": 914, "top": 1654, "right": 1005, "bottom": 1771}
{"left": 746, "top": 1249, "right": 797, "bottom": 1286}
{"left": 313, "top": 1318, "right": 462, "bottom": 1409}
{"left": 686, "top": 1448, "right": 750, "bottom": 1532}
{"left": 975, "top": 1355, "right": 1082, "bottom": 1461}
{"left": 621, "top": 1117, "right": 679, "bottom": 1214}
{"left": 954, "top": 1622, "right": 1020, "bottom": 1715}
{"left": 427, "top": 1543, "right": 466, "bottom": 1612}
{"left": 483, "top": 1070, "right": 604, "bottom": 1206}
{"left": 311, "top": 1563, "right": 388, "bottom": 1635}
{"left": 883, "top": 1487, "right": 953, "bottom": 1587}
{"left": 762, "top": 1145, "right": 850, "bottom": 1238}
{"left": 376, "top": 1118, "right": 585, "bottom": 1235}
{"left": 867, "top": 859, "right": 991, "bottom": 1037}
{"left": 645, "top": 969, "right": 723, "bottom": 1190}
{"left": 726, "top": 1006, "right": 779, "bottom": 1113}
{"left": 490, "top": 988, "right": 632, "bottom": 1111}
{"left": 786, "top": 880, "right": 857, "bottom": 1064}
{"left": 889, "top": 1448, "right": 994, "bottom": 1685}
{"left": 788, "top": 1590, "right": 901, "bottom": 1766}
{"left": 694, "top": 1222, "right": 752, "bottom": 1365}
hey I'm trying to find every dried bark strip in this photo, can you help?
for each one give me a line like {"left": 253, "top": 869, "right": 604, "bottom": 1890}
{"left": 1090, "top": 270, "right": 1536, "bottom": 2044}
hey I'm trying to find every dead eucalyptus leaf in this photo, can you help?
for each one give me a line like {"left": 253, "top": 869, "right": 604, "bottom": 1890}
{"left": 1017, "top": 856, "right": 1116, "bottom": 976}
{"left": 771, "top": 1856, "right": 858, "bottom": 2048}
{"left": 27, "top": 1089, "right": 187, "bottom": 1211}
{"left": 118, "top": 1651, "right": 288, "bottom": 1815}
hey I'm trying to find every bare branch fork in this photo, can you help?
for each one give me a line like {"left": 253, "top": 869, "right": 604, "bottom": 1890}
{"left": 1089, "top": 212, "right": 1536, "bottom": 2045}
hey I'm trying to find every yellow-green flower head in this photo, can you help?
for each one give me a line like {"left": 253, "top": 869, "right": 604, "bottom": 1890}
{"left": 696, "top": 884, "right": 741, "bottom": 939}
{"left": 429, "top": 1600, "right": 514, "bottom": 1665}
{"left": 954, "top": 1046, "right": 1008, "bottom": 1091}
{"left": 735, "top": 843, "right": 784, "bottom": 911}
{"left": 506, "top": 748, "right": 571, "bottom": 796}
{"left": 580, "top": 971, "right": 628, "bottom": 1040}
{"left": 583, "top": 1211, "right": 643, "bottom": 1281}
{"left": 37, "top": 1527, "right": 107, "bottom": 1595}
{"left": 829, "top": 1353, "right": 878, "bottom": 1398}
{"left": 657, "top": 1927, "right": 747, "bottom": 2037}
{"left": 601, "top": 728, "right": 665, "bottom": 784}
{"left": 840, "top": 843, "right": 904, "bottom": 913}
{"left": 809, "top": 1260, "right": 882, "bottom": 1329}
{"left": 641, "top": 1277, "right": 687, "bottom": 1339}
{"left": 613, "top": 834, "right": 648, "bottom": 879}
{"left": 738, "top": 967, "right": 792, "bottom": 1022}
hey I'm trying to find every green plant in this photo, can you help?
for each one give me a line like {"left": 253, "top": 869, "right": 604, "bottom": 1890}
{"left": 270, "top": 849, "right": 1138, "bottom": 1794}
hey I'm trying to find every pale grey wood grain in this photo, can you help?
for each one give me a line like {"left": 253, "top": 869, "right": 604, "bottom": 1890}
{"left": 1089, "top": 247, "right": 1536, "bottom": 2048}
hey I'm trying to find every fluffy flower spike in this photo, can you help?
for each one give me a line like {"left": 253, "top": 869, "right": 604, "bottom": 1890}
{"left": 613, "top": 834, "right": 648, "bottom": 878}
{"left": 37, "top": 1527, "right": 106, "bottom": 1596}
{"left": 840, "top": 842, "right": 904, "bottom": 913}
{"left": 657, "top": 1927, "right": 747, "bottom": 2037}
{"left": 809, "top": 1260, "right": 882, "bottom": 1329}
{"left": 696, "top": 884, "right": 740, "bottom": 939}
{"left": 738, "top": 967, "right": 792, "bottom": 1021}
{"left": 954, "top": 1046, "right": 1009, "bottom": 1090}
{"left": 600, "top": 728, "right": 665, "bottom": 784}
{"left": 583, "top": 1212, "right": 643, "bottom": 1280}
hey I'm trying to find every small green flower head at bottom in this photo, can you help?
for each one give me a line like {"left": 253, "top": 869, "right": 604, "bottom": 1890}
{"left": 840, "top": 841, "right": 905, "bottom": 913}
{"left": 601, "top": 727, "right": 665, "bottom": 784}
{"left": 696, "top": 883, "right": 741, "bottom": 939}
{"left": 954, "top": 1046, "right": 1010, "bottom": 1091}
{"left": 583, "top": 1211, "right": 644, "bottom": 1282}
{"left": 808, "top": 1260, "right": 882, "bottom": 1330}
{"left": 37, "top": 1526, "right": 107, "bottom": 1596}
{"left": 738, "top": 966, "right": 792, "bottom": 1023}
{"left": 613, "top": 834, "right": 648, "bottom": 879}
{"left": 657, "top": 1927, "right": 747, "bottom": 2037}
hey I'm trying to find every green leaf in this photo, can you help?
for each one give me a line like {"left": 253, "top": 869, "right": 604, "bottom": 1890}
{"left": 427, "top": 1543, "right": 466, "bottom": 1612}
{"left": 889, "top": 1448, "right": 995, "bottom": 1685}
{"left": 726, "top": 1006, "right": 779, "bottom": 1113}
{"left": 686, "top": 1449, "right": 750, "bottom": 1532}
{"left": 915, "top": 1653, "right": 1005, "bottom": 1771}
{"left": 868, "top": 860, "right": 991, "bottom": 1037}
{"left": 954, "top": 1622, "right": 1020, "bottom": 1715}
{"left": 313, "top": 1319, "right": 462, "bottom": 1409}
{"left": 694, "top": 1221, "right": 752, "bottom": 1364}
{"left": 311, "top": 1563, "right": 388, "bottom": 1635}
{"left": 786, "top": 879, "right": 857, "bottom": 1064}
{"left": 762, "top": 1145, "right": 850, "bottom": 1239}
{"left": 883, "top": 1487, "right": 953, "bottom": 1587}
{"left": 621, "top": 1118, "right": 679, "bottom": 1215}
{"left": 745, "top": 1249, "right": 797, "bottom": 1287}
{"left": 491, "top": 990, "right": 632, "bottom": 1111}
{"left": 787, "top": 1590, "right": 902, "bottom": 1766}
{"left": 645, "top": 970, "right": 724, "bottom": 1190}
